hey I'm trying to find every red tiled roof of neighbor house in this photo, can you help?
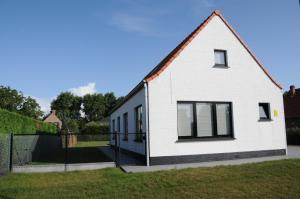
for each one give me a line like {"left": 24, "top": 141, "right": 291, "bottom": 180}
{"left": 110, "top": 10, "right": 282, "bottom": 114}
{"left": 284, "top": 88, "right": 300, "bottom": 118}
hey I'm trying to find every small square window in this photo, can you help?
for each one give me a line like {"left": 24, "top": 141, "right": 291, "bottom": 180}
{"left": 259, "top": 103, "right": 271, "bottom": 120}
{"left": 214, "top": 50, "right": 227, "bottom": 66}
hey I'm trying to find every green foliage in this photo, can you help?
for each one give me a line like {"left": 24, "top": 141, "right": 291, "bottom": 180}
{"left": 61, "top": 118, "right": 79, "bottom": 134}
{"left": 19, "top": 97, "right": 43, "bottom": 119}
{"left": 83, "top": 94, "right": 106, "bottom": 122}
{"left": 0, "top": 108, "right": 57, "bottom": 134}
{"left": 0, "top": 86, "right": 43, "bottom": 119}
{"left": 51, "top": 92, "right": 82, "bottom": 121}
{"left": 81, "top": 121, "right": 109, "bottom": 134}
{"left": 287, "top": 127, "right": 300, "bottom": 145}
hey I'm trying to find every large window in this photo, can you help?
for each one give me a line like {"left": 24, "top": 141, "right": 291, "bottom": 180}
{"left": 135, "top": 105, "right": 143, "bottom": 142}
{"left": 123, "top": 113, "right": 128, "bottom": 141}
{"left": 177, "top": 102, "right": 233, "bottom": 139}
{"left": 214, "top": 50, "right": 228, "bottom": 67}
{"left": 258, "top": 103, "right": 271, "bottom": 121}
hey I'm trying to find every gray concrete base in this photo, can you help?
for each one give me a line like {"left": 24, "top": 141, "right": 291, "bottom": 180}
{"left": 122, "top": 155, "right": 288, "bottom": 173}
{"left": 121, "top": 146, "right": 300, "bottom": 173}
{"left": 13, "top": 162, "right": 115, "bottom": 173}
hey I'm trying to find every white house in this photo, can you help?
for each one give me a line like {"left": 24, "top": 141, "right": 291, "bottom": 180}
{"left": 109, "top": 10, "right": 287, "bottom": 166}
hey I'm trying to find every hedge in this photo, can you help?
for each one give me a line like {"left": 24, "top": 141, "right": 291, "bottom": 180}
{"left": 0, "top": 108, "right": 57, "bottom": 134}
{"left": 81, "top": 121, "right": 109, "bottom": 134}
{"left": 287, "top": 127, "right": 300, "bottom": 145}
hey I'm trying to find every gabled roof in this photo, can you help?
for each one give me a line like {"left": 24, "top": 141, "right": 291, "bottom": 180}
{"left": 110, "top": 10, "right": 282, "bottom": 115}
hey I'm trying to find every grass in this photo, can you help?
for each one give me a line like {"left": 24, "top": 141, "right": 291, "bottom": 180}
{"left": 1, "top": 159, "right": 300, "bottom": 199}
{"left": 74, "top": 140, "right": 109, "bottom": 148}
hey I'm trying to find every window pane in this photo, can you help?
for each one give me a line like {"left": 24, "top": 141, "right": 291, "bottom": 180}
{"left": 196, "top": 103, "right": 213, "bottom": 137}
{"left": 177, "top": 104, "right": 194, "bottom": 137}
{"left": 214, "top": 51, "right": 225, "bottom": 65}
{"left": 216, "top": 104, "right": 231, "bottom": 135}
{"left": 259, "top": 103, "right": 270, "bottom": 119}
{"left": 135, "top": 106, "right": 143, "bottom": 140}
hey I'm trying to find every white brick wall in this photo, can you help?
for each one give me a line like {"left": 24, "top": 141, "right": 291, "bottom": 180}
{"left": 147, "top": 16, "right": 287, "bottom": 157}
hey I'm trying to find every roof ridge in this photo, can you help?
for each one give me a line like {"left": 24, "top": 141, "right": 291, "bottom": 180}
{"left": 109, "top": 10, "right": 282, "bottom": 115}
{"left": 144, "top": 10, "right": 282, "bottom": 89}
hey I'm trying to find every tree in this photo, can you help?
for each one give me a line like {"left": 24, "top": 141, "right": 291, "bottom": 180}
{"left": 0, "top": 86, "right": 24, "bottom": 111}
{"left": 0, "top": 85, "right": 43, "bottom": 119}
{"left": 82, "top": 93, "right": 105, "bottom": 122}
{"left": 103, "top": 92, "right": 117, "bottom": 117}
{"left": 19, "top": 96, "right": 43, "bottom": 119}
{"left": 51, "top": 92, "right": 82, "bottom": 121}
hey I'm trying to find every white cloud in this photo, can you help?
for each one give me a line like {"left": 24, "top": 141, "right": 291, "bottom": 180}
{"left": 30, "top": 96, "right": 53, "bottom": 114}
{"left": 69, "top": 82, "right": 97, "bottom": 97}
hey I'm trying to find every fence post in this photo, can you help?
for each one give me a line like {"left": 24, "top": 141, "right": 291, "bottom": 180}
{"left": 118, "top": 131, "right": 121, "bottom": 167}
{"left": 114, "top": 131, "right": 118, "bottom": 167}
{"left": 9, "top": 133, "right": 13, "bottom": 172}
{"left": 64, "top": 133, "right": 68, "bottom": 171}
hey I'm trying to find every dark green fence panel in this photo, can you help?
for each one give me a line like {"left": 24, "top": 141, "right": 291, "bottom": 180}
{"left": 0, "top": 134, "right": 11, "bottom": 174}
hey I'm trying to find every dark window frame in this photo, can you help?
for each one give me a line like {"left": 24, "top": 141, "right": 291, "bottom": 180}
{"left": 177, "top": 101, "right": 234, "bottom": 140}
{"left": 123, "top": 112, "right": 128, "bottom": 141}
{"left": 214, "top": 49, "right": 228, "bottom": 67}
{"left": 258, "top": 103, "right": 271, "bottom": 121}
{"left": 135, "top": 105, "right": 143, "bottom": 142}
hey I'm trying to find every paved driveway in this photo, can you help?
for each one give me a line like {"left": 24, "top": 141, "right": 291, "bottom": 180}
{"left": 287, "top": 145, "right": 300, "bottom": 158}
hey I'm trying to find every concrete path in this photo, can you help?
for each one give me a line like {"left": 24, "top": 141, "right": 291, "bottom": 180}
{"left": 121, "top": 146, "right": 300, "bottom": 173}
{"left": 13, "top": 162, "right": 115, "bottom": 173}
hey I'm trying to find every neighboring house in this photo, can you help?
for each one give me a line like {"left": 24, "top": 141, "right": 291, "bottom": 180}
{"left": 43, "top": 110, "right": 62, "bottom": 129}
{"left": 109, "top": 10, "right": 287, "bottom": 166}
{"left": 284, "top": 85, "right": 300, "bottom": 128}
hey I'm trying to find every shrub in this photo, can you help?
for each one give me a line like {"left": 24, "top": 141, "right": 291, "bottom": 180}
{"left": 286, "top": 127, "right": 300, "bottom": 145}
{"left": 0, "top": 108, "right": 57, "bottom": 134}
{"left": 81, "top": 121, "right": 109, "bottom": 134}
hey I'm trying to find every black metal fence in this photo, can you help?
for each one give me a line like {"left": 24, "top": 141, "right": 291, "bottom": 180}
{"left": 0, "top": 132, "right": 146, "bottom": 174}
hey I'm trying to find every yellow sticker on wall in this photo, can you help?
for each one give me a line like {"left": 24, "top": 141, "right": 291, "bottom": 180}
{"left": 274, "top": 110, "right": 279, "bottom": 117}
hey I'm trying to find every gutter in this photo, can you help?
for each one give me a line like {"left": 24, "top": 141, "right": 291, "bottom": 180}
{"left": 143, "top": 80, "right": 150, "bottom": 166}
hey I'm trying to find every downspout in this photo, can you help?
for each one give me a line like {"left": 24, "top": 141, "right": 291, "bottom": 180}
{"left": 143, "top": 80, "right": 150, "bottom": 166}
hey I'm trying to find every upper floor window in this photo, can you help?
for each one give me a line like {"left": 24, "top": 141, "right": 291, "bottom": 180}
{"left": 259, "top": 103, "right": 271, "bottom": 121}
{"left": 214, "top": 50, "right": 228, "bottom": 67}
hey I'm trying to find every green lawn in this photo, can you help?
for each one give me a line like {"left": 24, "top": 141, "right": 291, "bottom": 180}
{"left": 74, "top": 140, "right": 109, "bottom": 148}
{"left": 1, "top": 159, "right": 300, "bottom": 199}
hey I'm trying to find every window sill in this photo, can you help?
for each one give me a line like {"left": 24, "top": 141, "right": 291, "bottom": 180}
{"left": 213, "top": 64, "right": 229, "bottom": 68}
{"left": 258, "top": 119, "right": 272, "bottom": 122}
{"left": 176, "top": 137, "right": 235, "bottom": 143}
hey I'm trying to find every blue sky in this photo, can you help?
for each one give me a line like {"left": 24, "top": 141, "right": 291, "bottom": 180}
{"left": 0, "top": 0, "right": 299, "bottom": 112}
